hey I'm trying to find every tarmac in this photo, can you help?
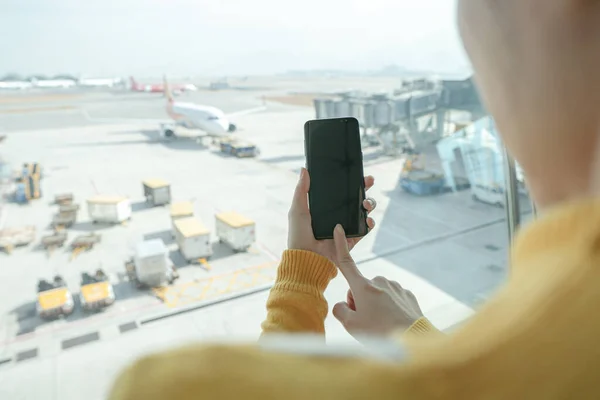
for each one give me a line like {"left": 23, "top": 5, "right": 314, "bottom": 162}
{"left": 0, "top": 79, "right": 529, "bottom": 400}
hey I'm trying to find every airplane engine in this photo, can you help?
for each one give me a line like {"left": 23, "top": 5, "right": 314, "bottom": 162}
{"left": 228, "top": 123, "right": 237, "bottom": 133}
{"left": 164, "top": 129, "right": 175, "bottom": 138}
{"left": 159, "top": 123, "right": 176, "bottom": 139}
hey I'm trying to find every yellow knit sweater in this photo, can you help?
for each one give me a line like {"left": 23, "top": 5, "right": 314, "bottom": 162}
{"left": 109, "top": 199, "right": 600, "bottom": 399}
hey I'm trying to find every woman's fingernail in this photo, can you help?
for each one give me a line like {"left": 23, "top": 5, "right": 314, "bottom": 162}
{"left": 299, "top": 168, "right": 304, "bottom": 180}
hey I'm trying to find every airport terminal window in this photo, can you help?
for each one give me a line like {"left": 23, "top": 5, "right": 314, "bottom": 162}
{"left": 0, "top": 1, "right": 515, "bottom": 397}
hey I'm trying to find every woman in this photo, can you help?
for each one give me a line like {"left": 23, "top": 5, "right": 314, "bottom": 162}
{"left": 110, "top": 1, "right": 600, "bottom": 398}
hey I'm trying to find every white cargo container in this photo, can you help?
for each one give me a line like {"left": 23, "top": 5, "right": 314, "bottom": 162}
{"left": 142, "top": 179, "right": 171, "bottom": 206}
{"left": 173, "top": 217, "right": 212, "bottom": 261}
{"left": 134, "top": 239, "right": 173, "bottom": 287}
{"left": 87, "top": 196, "right": 131, "bottom": 223}
{"left": 215, "top": 211, "right": 255, "bottom": 252}
{"left": 170, "top": 201, "right": 194, "bottom": 234}
{"left": 170, "top": 201, "right": 194, "bottom": 221}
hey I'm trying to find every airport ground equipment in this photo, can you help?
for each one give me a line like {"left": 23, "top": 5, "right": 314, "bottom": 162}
{"left": 216, "top": 136, "right": 235, "bottom": 147}
{"left": 173, "top": 217, "right": 212, "bottom": 261}
{"left": 142, "top": 179, "right": 171, "bottom": 206}
{"left": 21, "top": 162, "right": 42, "bottom": 179}
{"left": 14, "top": 182, "right": 28, "bottom": 204}
{"left": 41, "top": 230, "right": 68, "bottom": 253}
{"left": 215, "top": 211, "right": 256, "bottom": 252}
{"left": 436, "top": 115, "right": 528, "bottom": 206}
{"left": 71, "top": 233, "right": 101, "bottom": 249}
{"left": 87, "top": 195, "right": 131, "bottom": 223}
{"left": 79, "top": 269, "right": 115, "bottom": 311}
{"left": 36, "top": 275, "right": 74, "bottom": 319}
{"left": 14, "top": 175, "right": 41, "bottom": 203}
{"left": 70, "top": 233, "right": 102, "bottom": 260}
{"left": 400, "top": 170, "right": 446, "bottom": 196}
{"left": 52, "top": 210, "right": 78, "bottom": 229}
{"left": 126, "top": 239, "right": 179, "bottom": 289}
{"left": 0, "top": 226, "right": 36, "bottom": 254}
{"left": 402, "top": 153, "right": 425, "bottom": 173}
{"left": 54, "top": 193, "right": 74, "bottom": 206}
{"left": 399, "top": 151, "right": 446, "bottom": 196}
{"left": 471, "top": 184, "right": 505, "bottom": 208}
{"left": 219, "top": 140, "right": 233, "bottom": 154}
{"left": 230, "top": 141, "right": 258, "bottom": 158}
{"left": 59, "top": 203, "right": 79, "bottom": 213}
{"left": 170, "top": 201, "right": 194, "bottom": 222}
{"left": 219, "top": 139, "right": 258, "bottom": 158}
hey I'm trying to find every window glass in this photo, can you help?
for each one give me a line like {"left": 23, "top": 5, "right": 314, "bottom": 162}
{"left": 0, "top": 0, "right": 515, "bottom": 396}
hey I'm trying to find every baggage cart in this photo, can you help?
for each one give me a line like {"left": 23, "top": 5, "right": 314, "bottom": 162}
{"left": 87, "top": 195, "right": 131, "bottom": 223}
{"left": 173, "top": 217, "right": 212, "bottom": 261}
{"left": 54, "top": 193, "right": 74, "bottom": 205}
{"left": 0, "top": 226, "right": 36, "bottom": 254}
{"left": 142, "top": 179, "right": 171, "bottom": 206}
{"left": 79, "top": 270, "right": 115, "bottom": 311}
{"left": 41, "top": 231, "right": 68, "bottom": 250}
{"left": 52, "top": 211, "right": 77, "bottom": 228}
{"left": 215, "top": 212, "right": 255, "bottom": 252}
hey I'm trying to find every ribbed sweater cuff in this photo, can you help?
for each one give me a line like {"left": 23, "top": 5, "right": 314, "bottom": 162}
{"left": 276, "top": 250, "right": 338, "bottom": 292}
{"left": 405, "top": 317, "right": 436, "bottom": 336}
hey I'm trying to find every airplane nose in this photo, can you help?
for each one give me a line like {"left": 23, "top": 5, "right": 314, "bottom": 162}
{"left": 228, "top": 123, "right": 237, "bottom": 132}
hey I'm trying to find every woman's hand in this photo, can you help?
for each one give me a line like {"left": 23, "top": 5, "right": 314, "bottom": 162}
{"left": 287, "top": 167, "right": 377, "bottom": 265}
{"left": 331, "top": 225, "right": 424, "bottom": 338}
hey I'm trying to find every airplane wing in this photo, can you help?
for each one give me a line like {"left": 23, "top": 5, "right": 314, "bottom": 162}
{"left": 225, "top": 106, "right": 267, "bottom": 119}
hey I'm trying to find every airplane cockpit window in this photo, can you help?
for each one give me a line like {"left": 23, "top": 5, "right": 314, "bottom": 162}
{"left": 0, "top": 0, "right": 517, "bottom": 397}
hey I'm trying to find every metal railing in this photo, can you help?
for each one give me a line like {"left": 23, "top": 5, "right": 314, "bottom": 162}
{"left": 503, "top": 146, "right": 539, "bottom": 245}
{"left": 502, "top": 148, "right": 521, "bottom": 244}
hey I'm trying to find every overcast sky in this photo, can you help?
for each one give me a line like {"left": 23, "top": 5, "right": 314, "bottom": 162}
{"left": 0, "top": 0, "right": 469, "bottom": 77}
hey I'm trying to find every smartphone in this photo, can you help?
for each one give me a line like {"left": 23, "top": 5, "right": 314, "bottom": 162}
{"left": 304, "top": 117, "right": 369, "bottom": 240}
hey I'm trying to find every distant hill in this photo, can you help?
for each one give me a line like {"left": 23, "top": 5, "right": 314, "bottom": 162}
{"left": 282, "top": 64, "right": 466, "bottom": 79}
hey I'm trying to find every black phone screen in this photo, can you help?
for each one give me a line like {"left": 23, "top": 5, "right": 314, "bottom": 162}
{"left": 304, "top": 117, "right": 368, "bottom": 240}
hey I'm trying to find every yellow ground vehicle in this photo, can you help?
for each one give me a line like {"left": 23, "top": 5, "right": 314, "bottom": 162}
{"left": 402, "top": 153, "right": 424, "bottom": 174}
{"left": 79, "top": 270, "right": 115, "bottom": 311}
{"left": 36, "top": 276, "right": 74, "bottom": 319}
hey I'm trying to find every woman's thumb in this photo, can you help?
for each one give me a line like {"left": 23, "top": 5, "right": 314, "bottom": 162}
{"left": 333, "top": 301, "right": 355, "bottom": 328}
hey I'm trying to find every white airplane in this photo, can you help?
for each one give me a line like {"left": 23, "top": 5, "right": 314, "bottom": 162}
{"left": 78, "top": 77, "right": 123, "bottom": 88}
{"left": 0, "top": 81, "right": 32, "bottom": 90}
{"left": 82, "top": 75, "right": 266, "bottom": 139}
{"left": 31, "top": 78, "right": 77, "bottom": 88}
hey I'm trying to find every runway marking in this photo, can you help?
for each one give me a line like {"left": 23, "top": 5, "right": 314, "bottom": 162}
{"left": 255, "top": 241, "right": 279, "bottom": 261}
{"left": 0, "top": 105, "right": 76, "bottom": 114}
{"left": 198, "top": 258, "right": 211, "bottom": 271}
{"left": 153, "top": 261, "right": 278, "bottom": 308}
{"left": 0, "top": 94, "right": 82, "bottom": 104}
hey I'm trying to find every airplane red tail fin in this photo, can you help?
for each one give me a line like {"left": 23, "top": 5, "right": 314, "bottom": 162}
{"left": 129, "top": 76, "right": 138, "bottom": 90}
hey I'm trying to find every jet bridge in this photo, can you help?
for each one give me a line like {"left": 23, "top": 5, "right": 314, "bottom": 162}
{"left": 436, "top": 116, "right": 527, "bottom": 203}
{"left": 312, "top": 76, "right": 484, "bottom": 154}
{"left": 436, "top": 115, "right": 530, "bottom": 244}
{"left": 313, "top": 88, "right": 444, "bottom": 154}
